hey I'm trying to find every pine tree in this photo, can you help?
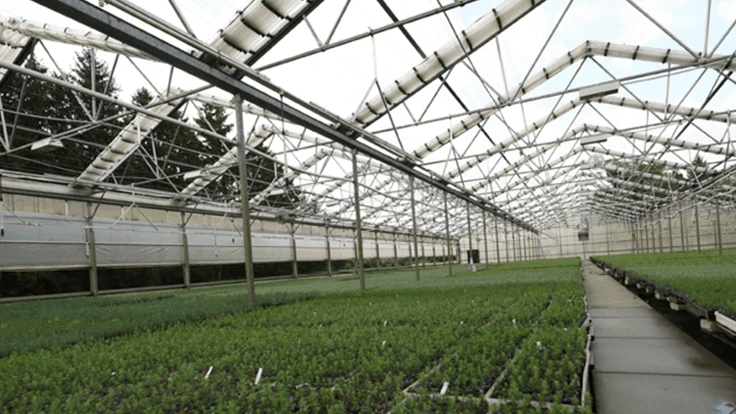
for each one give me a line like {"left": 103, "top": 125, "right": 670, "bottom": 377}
{"left": 119, "top": 87, "right": 206, "bottom": 191}
{"left": 0, "top": 54, "right": 69, "bottom": 175}
{"left": 56, "top": 47, "right": 124, "bottom": 173}
{"left": 192, "top": 103, "right": 303, "bottom": 208}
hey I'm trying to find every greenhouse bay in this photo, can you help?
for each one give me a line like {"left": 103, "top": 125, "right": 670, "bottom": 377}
{"left": 0, "top": 0, "right": 735, "bottom": 413}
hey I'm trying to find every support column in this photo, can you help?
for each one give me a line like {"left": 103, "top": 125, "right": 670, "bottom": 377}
{"left": 557, "top": 224, "right": 563, "bottom": 258}
{"left": 695, "top": 203, "right": 702, "bottom": 253}
{"left": 716, "top": 201, "right": 723, "bottom": 255}
{"left": 505, "top": 221, "right": 510, "bottom": 262}
{"left": 457, "top": 240, "right": 462, "bottom": 264}
{"left": 235, "top": 95, "right": 255, "bottom": 310}
{"left": 667, "top": 208, "right": 674, "bottom": 253}
{"left": 421, "top": 241, "right": 426, "bottom": 268}
{"left": 494, "top": 215, "right": 501, "bottom": 265}
{"left": 483, "top": 211, "right": 490, "bottom": 269}
{"left": 353, "top": 228, "right": 358, "bottom": 275}
{"left": 409, "top": 176, "right": 420, "bottom": 281}
{"left": 444, "top": 192, "right": 453, "bottom": 277}
{"left": 652, "top": 221, "right": 657, "bottom": 253}
{"left": 657, "top": 213, "right": 664, "bottom": 253}
{"left": 85, "top": 203, "right": 99, "bottom": 296}
{"left": 511, "top": 225, "right": 517, "bottom": 262}
{"left": 180, "top": 212, "right": 191, "bottom": 288}
{"left": 466, "top": 202, "right": 475, "bottom": 272}
{"left": 393, "top": 234, "right": 399, "bottom": 269}
{"left": 632, "top": 221, "right": 637, "bottom": 253}
{"left": 290, "top": 224, "right": 298, "bottom": 279}
{"left": 679, "top": 207, "right": 686, "bottom": 252}
{"left": 352, "top": 149, "right": 365, "bottom": 289}
{"left": 325, "top": 221, "right": 332, "bottom": 277}
{"left": 605, "top": 220, "right": 611, "bottom": 256}
{"left": 375, "top": 231, "right": 380, "bottom": 270}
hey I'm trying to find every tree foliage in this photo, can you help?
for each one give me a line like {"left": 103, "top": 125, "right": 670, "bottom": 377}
{"left": 1, "top": 48, "right": 304, "bottom": 209}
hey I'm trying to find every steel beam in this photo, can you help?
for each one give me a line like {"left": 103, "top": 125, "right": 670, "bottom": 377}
{"left": 235, "top": 95, "right": 255, "bottom": 310}
{"left": 352, "top": 149, "right": 365, "bottom": 289}
{"left": 695, "top": 204, "right": 702, "bottom": 253}
{"left": 410, "top": 176, "right": 420, "bottom": 281}
{"left": 85, "top": 202, "right": 98, "bottom": 296}
{"left": 180, "top": 211, "right": 191, "bottom": 288}
{"left": 444, "top": 192, "right": 452, "bottom": 277}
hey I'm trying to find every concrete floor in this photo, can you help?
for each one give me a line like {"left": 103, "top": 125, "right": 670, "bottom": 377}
{"left": 582, "top": 261, "right": 736, "bottom": 414}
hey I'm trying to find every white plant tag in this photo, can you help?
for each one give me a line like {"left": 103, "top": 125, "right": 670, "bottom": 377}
{"left": 205, "top": 366, "right": 213, "bottom": 379}
{"left": 255, "top": 368, "right": 263, "bottom": 385}
{"left": 440, "top": 382, "right": 449, "bottom": 395}
{"left": 382, "top": 340, "right": 386, "bottom": 347}
{"left": 384, "top": 320, "right": 388, "bottom": 327}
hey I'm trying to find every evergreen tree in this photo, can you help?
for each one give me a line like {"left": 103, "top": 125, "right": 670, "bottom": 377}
{"left": 0, "top": 54, "right": 69, "bottom": 174}
{"left": 118, "top": 87, "right": 205, "bottom": 191}
{"left": 55, "top": 47, "right": 124, "bottom": 173}
{"left": 192, "top": 103, "right": 303, "bottom": 208}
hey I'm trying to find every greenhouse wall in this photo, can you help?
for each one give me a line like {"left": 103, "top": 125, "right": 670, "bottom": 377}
{"left": 457, "top": 202, "right": 736, "bottom": 264}
{"left": 0, "top": 195, "right": 453, "bottom": 298}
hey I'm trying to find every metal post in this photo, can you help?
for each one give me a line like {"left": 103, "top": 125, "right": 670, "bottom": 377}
{"left": 466, "top": 202, "right": 475, "bottom": 271}
{"left": 180, "top": 212, "right": 191, "bottom": 288}
{"left": 494, "top": 215, "right": 501, "bottom": 265}
{"left": 444, "top": 192, "right": 453, "bottom": 277}
{"left": 558, "top": 224, "right": 563, "bottom": 258}
{"left": 290, "top": 224, "right": 298, "bottom": 278}
{"left": 421, "top": 240, "right": 426, "bottom": 268}
{"left": 630, "top": 220, "right": 636, "bottom": 254}
{"left": 352, "top": 149, "right": 365, "bottom": 289}
{"left": 409, "top": 176, "right": 420, "bottom": 281}
{"left": 667, "top": 208, "right": 674, "bottom": 253}
{"left": 652, "top": 221, "right": 657, "bottom": 253}
{"left": 432, "top": 243, "right": 436, "bottom": 266}
{"left": 85, "top": 202, "right": 98, "bottom": 296}
{"left": 457, "top": 240, "right": 462, "bottom": 264}
{"left": 605, "top": 220, "right": 611, "bottom": 255}
{"left": 716, "top": 201, "right": 723, "bottom": 255}
{"left": 325, "top": 221, "right": 332, "bottom": 276}
{"left": 235, "top": 95, "right": 255, "bottom": 310}
{"left": 375, "top": 231, "right": 380, "bottom": 270}
{"left": 679, "top": 208, "right": 686, "bottom": 252}
{"left": 505, "top": 220, "right": 510, "bottom": 262}
{"left": 520, "top": 231, "right": 525, "bottom": 261}
{"left": 695, "top": 203, "right": 702, "bottom": 253}
{"left": 511, "top": 225, "right": 517, "bottom": 262}
{"left": 657, "top": 213, "right": 664, "bottom": 253}
{"left": 483, "top": 211, "right": 489, "bottom": 269}
{"left": 393, "top": 234, "right": 399, "bottom": 269}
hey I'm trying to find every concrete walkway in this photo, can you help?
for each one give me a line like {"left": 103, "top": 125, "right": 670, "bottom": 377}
{"left": 582, "top": 261, "right": 736, "bottom": 414}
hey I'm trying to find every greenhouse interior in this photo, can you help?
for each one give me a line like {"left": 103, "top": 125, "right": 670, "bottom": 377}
{"left": 0, "top": 0, "right": 735, "bottom": 412}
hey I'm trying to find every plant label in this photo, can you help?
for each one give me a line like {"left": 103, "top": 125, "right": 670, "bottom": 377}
{"left": 255, "top": 368, "right": 263, "bottom": 385}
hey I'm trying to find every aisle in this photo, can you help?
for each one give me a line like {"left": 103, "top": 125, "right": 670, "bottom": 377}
{"left": 582, "top": 261, "right": 736, "bottom": 414}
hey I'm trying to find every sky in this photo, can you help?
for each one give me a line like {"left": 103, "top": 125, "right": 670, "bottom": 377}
{"left": 1, "top": 0, "right": 735, "bottom": 230}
